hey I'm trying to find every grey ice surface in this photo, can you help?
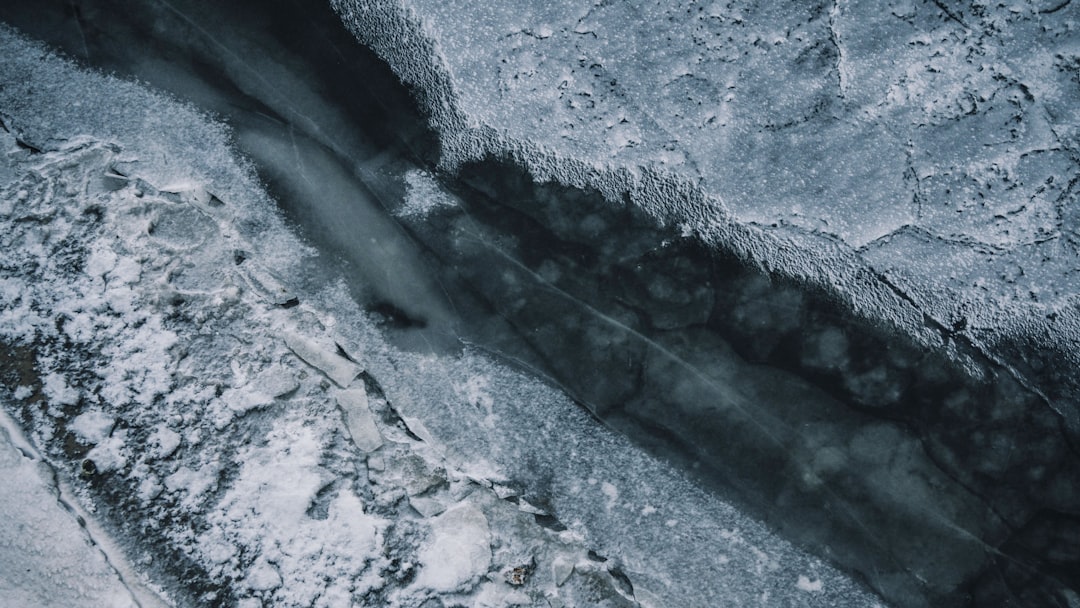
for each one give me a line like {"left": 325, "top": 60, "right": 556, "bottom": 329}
{"left": 334, "top": 0, "right": 1080, "bottom": 424}
{"left": 3, "top": 0, "right": 1080, "bottom": 606}
{"left": 0, "top": 20, "right": 885, "bottom": 608}
{"left": 328, "top": 3, "right": 1080, "bottom": 605}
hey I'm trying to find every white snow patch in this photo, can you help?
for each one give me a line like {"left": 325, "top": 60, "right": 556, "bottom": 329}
{"left": 244, "top": 557, "right": 282, "bottom": 592}
{"left": 164, "top": 464, "right": 218, "bottom": 508}
{"left": 203, "top": 414, "right": 385, "bottom": 604}
{"left": 399, "top": 169, "right": 459, "bottom": 218}
{"left": 454, "top": 374, "right": 497, "bottom": 428}
{"left": 796, "top": 574, "right": 824, "bottom": 592}
{"left": 85, "top": 430, "right": 128, "bottom": 473}
{"left": 69, "top": 410, "right": 115, "bottom": 445}
{"left": 150, "top": 425, "right": 181, "bottom": 459}
{"left": 137, "top": 475, "right": 163, "bottom": 502}
{"left": 415, "top": 502, "right": 492, "bottom": 592}
{"left": 42, "top": 372, "right": 79, "bottom": 408}
{"left": 601, "top": 481, "right": 619, "bottom": 510}
{"left": 109, "top": 257, "right": 142, "bottom": 285}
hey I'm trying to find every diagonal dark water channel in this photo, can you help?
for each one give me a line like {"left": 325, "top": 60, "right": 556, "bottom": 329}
{"left": 2, "top": 1, "right": 1078, "bottom": 606}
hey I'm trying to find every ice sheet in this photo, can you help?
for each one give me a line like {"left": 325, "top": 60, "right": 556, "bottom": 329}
{"left": 0, "top": 24, "right": 885, "bottom": 608}
{"left": 333, "top": 0, "right": 1080, "bottom": 433}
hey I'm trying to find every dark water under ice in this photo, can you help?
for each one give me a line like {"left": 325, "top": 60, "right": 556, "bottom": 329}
{"left": 3, "top": 1, "right": 1078, "bottom": 606}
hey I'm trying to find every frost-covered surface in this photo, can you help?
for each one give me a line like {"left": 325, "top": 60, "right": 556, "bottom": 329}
{"left": 0, "top": 27, "right": 886, "bottom": 608}
{"left": 0, "top": 408, "right": 161, "bottom": 608}
{"left": 332, "top": 0, "right": 1080, "bottom": 428}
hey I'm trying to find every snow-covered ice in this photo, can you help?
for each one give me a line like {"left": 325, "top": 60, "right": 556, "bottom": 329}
{"left": 413, "top": 503, "right": 492, "bottom": 593}
{"left": 0, "top": 409, "right": 162, "bottom": 608}
{"left": 3, "top": 0, "right": 1079, "bottom": 606}
{"left": 330, "top": 1, "right": 1080, "bottom": 604}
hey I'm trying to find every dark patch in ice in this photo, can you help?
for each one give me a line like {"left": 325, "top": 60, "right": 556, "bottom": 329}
{"left": 532, "top": 512, "right": 567, "bottom": 533}
{"left": 0, "top": 341, "right": 229, "bottom": 607}
{"left": 586, "top": 550, "right": 607, "bottom": 563}
{"left": 12, "top": 134, "right": 42, "bottom": 154}
{"left": 607, "top": 565, "right": 634, "bottom": 598}
{"left": 369, "top": 300, "right": 428, "bottom": 330}
{"left": 392, "top": 155, "right": 1080, "bottom": 607}
{"left": 357, "top": 371, "right": 424, "bottom": 443}
{"left": 305, "top": 480, "right": 339, "bottom": 521}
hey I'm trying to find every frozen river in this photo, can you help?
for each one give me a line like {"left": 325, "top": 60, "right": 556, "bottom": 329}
{"left": 1, "top": 1, "right": 1079, "bottom": 606}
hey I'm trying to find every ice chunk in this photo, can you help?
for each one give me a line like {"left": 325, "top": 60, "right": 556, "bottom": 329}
{"left": 283, "top": 331, "right": 362, "bottom": 387}
{"left": 146, "top": 204, "right": 217, "bottom": 251}
{"left": 238, "top": 261, "right": 298, "bottom": 307}
{"left": 415, "top": 502, "right": 492, "bottom": 592}
{"left": 390, "top": 454, "right": 444, "bottom": 497}
{"left": 633, "top": 585, "right": 664, "bottom": 608}
{"left": 551, "top": 555, "right": 574, "bottom": 587}
{"left": 254, "top": 365, "right": 299, "bottom": 398}
{"left": 399, "top": 414, "right": 435, "bottom": 444}
{"left": 474, "top": 581, "right": 531, "bottom": 607}
{"left": 336, "top": 388, "right": 383, "bottom": 453}
{"left": 223, "top": 388, "right": 272, "bottom": 415}
{"left": 409, "top": 494, "right": 447, "bottom": 518}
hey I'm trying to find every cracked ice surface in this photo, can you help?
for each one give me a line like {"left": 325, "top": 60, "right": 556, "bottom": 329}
{"left": 334, "top": 0, "right": 1080, "bottom": 423}
{"left": 0, "top": 26, "right": 884, "bottom": 608}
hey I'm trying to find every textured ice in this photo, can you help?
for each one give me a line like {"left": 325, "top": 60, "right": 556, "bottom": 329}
{"left": 0, "top": 410, "right": 164, "bottom": 608}
{"left": 6, "top": 0, "right": 1080, "bottom": 605}
{"left": 0, "top": 23, "right": 885, "bottom": 608}
{"left": 283, "top": 330, "right": 363, "bottom": 388}
{"left": 336, "top": 387, "right": 384, "bottom": 452}
{"left": 333, "top": 0, "right": 1080, "bottom": 431}
{"left": 317, "top": 3, "right": 1080, "bottom": 604}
